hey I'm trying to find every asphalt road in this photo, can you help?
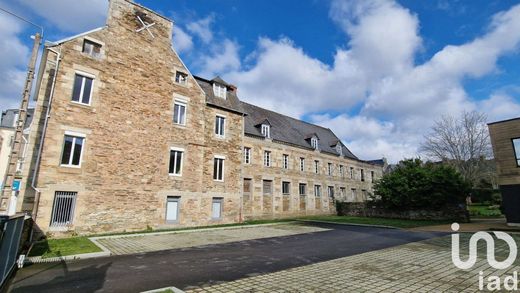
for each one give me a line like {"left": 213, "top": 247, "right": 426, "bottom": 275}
{"left": 9, "top": 223, "right": 446, "bottom": 293}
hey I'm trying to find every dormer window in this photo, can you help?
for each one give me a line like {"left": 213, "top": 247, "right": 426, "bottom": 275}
{"left": 175, "top": 71, "right": 188, "bottom": 85}
{"left": 261, "top": 124, "right": 270, "bottom": 138}
{"left": 311, "top": 137, "right": 319, "bottom": 149}
{"left": 213, "top": 83, "right": 227, "bottom": 99}
{"left": 336, "top": 144, "right": 343, "bottom": 155}
{"left": 82, "top": 39, "right": 102, "bottom": 57}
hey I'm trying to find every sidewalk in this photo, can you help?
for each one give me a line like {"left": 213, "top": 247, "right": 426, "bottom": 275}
{"left": 408, "top": 218, "right": 520, "bottom": 233}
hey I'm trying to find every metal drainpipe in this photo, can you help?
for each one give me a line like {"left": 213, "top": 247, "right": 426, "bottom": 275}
{"left": 31, "top": 46, "right": 61, "bottom": 223}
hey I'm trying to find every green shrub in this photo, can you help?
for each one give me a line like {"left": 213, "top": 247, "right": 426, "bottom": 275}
{"left": 373, "top": 159, "right": 470, "bottom": 211}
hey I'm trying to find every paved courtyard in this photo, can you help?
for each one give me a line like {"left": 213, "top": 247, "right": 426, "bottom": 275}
{"left": 184, "top": 234, "right": 520, "bottom": 292}
{"left": 92, "top": 223, "right": 330, "bottom": 255}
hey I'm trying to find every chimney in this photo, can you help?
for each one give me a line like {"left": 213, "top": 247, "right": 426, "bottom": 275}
{"left": 229, "top": 84, "right": 238, "bottom": 94}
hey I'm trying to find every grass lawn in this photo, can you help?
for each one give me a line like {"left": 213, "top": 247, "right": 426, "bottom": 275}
{"left": 299, "top": 215, "right": 453, "bottom": 228}
{"left": 29, "top": 237, "right": 102, "bottom": 259}
{"left": 468, "top": 204, "right": 503, "bottom": 218}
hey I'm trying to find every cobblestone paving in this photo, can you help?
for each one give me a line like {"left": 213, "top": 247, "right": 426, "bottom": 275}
{"left": 94, "top": 224, "right": 330, "bottom": 255}
{"left": 185, "top": 234, "right": 520, "bottom": 292}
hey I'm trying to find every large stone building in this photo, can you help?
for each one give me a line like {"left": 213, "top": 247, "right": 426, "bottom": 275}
{"left": 488, "top": 117, "right": 520, "bottom": 226}
{"left": 10, "top": 0, "right": 382, "bottom": 235}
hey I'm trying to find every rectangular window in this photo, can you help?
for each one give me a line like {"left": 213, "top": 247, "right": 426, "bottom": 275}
{"left": 282, "top": 181, "right": 290, "bottom": 195}
{"left": 213, "top": 83, "right": 227, "bottom": 99}
{"left": 283, "top": 154, "right": 289, "bottom": 169}
{"left": 215, "top": 115, "right": 225, "bottom": 137}
{"left": 169, "top": 149, "right": 183, "bottom": 176}
{"left": 513, "top": 138, "right": 520, "bottom": 167}
{"left": 263, "top": 180, "right": 273, "bottom": 195}
{"left": 173, "top": 100, "right": 186, "bottom": 125}
{"left": 371, "top": 171, "right": 375, "bottom": 182}
{"left": 61, "top": 134, "right": 84, "bottom": 167}
{"left": 314, "top": 185, "right": 322, "bottom": 197}
{"left": 314, "top": 160, "right": 320, "bottom": 174}
{"left": 340, "top": 187, "right": 346, "bottom": 198}
{"left": 361, "top": 169, "right": 365, "bottom": 181}
{"left": 50, "top": 191, "right": 77, "bottom": 228}
{"left": 351, "top": 188, "right": 357, "bottom": 200}
{"left": 175, "top": 71, "right": 188, "bottom": 84}
{"left": 165, "top": 196, "right": 180, "bottom": 223}
{"left": 71, "top": 73, "right": 94, "bottom": 105}
{"left": 212, "top": 197, "right": 223, "bottom": 219}
{"left": 261, "top": 124, "right": 270, "bottom": 138}
{"left": 350, "top": 167, "right": 354, "bottom": 179}
{"left": 82, "top": 39, "right": 101, "bottom": 57}
{"left": 339, "top": 165, "right": 344, "bottom": 178}
{"left": 328, "top": 163, "right": 333, "bottom": 176}
{"left": 328, "top": 186, "right": 334, "bottom": 198}
{"left": 243, "top": 178, "right": 252, "bottom": 193}
{"left": 244, "top": 147, "right": 251, "bottom": 164}
{"left": 300, "top": 157, "right": 305, "bottom": 171}
{"left": 213, "top": 157, "right": 225, "bottom": 181}
{"left": 299, "top": 183, "right": 306, "bottom": 196}
{"left": 264, "top": 151, "right": 271, "bottom": 167}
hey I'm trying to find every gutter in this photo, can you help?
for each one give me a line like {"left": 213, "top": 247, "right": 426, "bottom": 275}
{"left": 31, "top": 46, "right": 61, "bottom": 222}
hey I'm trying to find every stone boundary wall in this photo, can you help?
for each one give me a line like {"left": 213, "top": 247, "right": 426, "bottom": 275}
{"left": 336, "top": 202, "right": 470, "bottom": 222}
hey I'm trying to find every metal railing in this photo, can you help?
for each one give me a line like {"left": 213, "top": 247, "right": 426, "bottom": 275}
{"left": 0, "top": 213, "right": 25, "bottom": 288}
{"left": 50, "top": 191, "right": 77, "bottom": 228}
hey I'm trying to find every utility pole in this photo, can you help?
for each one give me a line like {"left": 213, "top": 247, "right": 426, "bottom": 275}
{"left": 0, "top": 32, "right": 41, "bottom": 214}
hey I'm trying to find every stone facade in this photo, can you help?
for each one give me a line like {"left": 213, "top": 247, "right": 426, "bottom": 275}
{"left": 488, "top": 117, "right": 520, "bottom": 226}
{"left": 17, "top": 0, "right": 382, "bottom": 236}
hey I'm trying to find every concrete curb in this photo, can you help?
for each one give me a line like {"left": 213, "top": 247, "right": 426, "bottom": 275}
{"left": 296, "top": 219, "right": 399, "bottom": 230}
{"left": 142, "top": 286, "right": 185, "bottom": 293}
{"left": 25, "top": 251, "right": 111, "bottom": 264}
{"left": 89, "top": 221, "right": 297, "bottom": 241}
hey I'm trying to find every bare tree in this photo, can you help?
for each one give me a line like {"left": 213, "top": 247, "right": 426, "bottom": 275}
{"left": 420, "top": 111, "right": 493, "bottom": 186}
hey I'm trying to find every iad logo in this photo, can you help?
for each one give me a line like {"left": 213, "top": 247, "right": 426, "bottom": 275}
{"left": 451, "top": 222, "right": 519, "bottom": 291}
{"left": 451, "top": 222, "right": 517, "bottom": 270}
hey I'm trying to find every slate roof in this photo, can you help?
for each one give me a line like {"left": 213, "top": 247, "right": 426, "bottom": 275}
{"left": 241, "top": 102, "right": 358, "bottom": 159}
{"left": 0, "top": 108, "right": 34, "bottom": 129}
{"left": 194, "top": 76, "right": 245, "bottom": 115}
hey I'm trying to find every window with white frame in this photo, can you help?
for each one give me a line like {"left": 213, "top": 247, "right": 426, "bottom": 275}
{"left": 264, "top": 151, "right": 271, "bottom": 167}
{"left": 71, "top": 73, "right": 94, "bottom": 105}
{"left": 311, "top": 137, "right": 318, "bottom": 149}
{"left": 165, "top": 196, "right": 180, "bottom": 223}
{"left": 282, "top": 181, "right": 290, "bottom": 195}
{"left": 513, "top": 138, "right": 520, "bottom": 167}
{"left": 314, "top": 185, "right": 322, "bottom": 197}
{"left": 61, "top": 133, "right": 85, "bottom": 167}
{"left": 213, "top": 156, "right": 225, "bottom": 181}
{"left": 314, "top": 160, "right": 320, "bottom": 174}
{"left": 212, "top": 197, "right": 223, "bottom": 219}
{"left": 300, "top": 157, "right": 305, "bottom": 171}
{"left": 283, "top": 154, "right": 289, "bottom": 169}
{"left": 299, "top": 183, "right": 306, "bottom": 196}
{"left": 169, "top": 148, "right": 183, "bottom": 176}
{"left": 340, "top": 187, "right": 346, "bottom": 198}
{"left": 339, "top": 165, "right": 344, "bottom": 178}
{"left": 328, "top": 163, "right": 333, "bottom": 176}
{"left": 261, "top": 124, "right": 270, "bottom": 138}
{"left": 173, "top": 100, "right": 186, "bottom": 125}
{"left": 82, "top": 39, "right": 101, "bottom": 57}
{"left": 244, "top": 147, "right": 251, "bottom": 164}
{"left": 213, "top": 83, "right": 227, "bottom": 99}
{"left": 50, "top": 191, "right": 77, "bottom": 228}
{"left": 328, "top": 186, "right": 334, "bottom": 198}
{"left": 336, "top": 144, "right": 342, "bottom": 155}
{"left": 350, "top": 167, "right": 354, "bottom": 179}
{"left": 175, "top": 71, "right": 188, "bottom": 85}
{"left": 215, "top": 115, "right": 225, "bottom": 137}
{"left": 351, "top": 188, "right": 357, "bottom": 200}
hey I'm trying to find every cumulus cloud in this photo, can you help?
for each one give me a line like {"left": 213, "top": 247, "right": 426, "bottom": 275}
{"left": 196, "top": 39, "right": 241, "bottom": 78}
{"left": 173, "top": 26, "right": 193, "bottom": 53}
{"left": 19, "top": 0, "right": 107, "bottom": 33}
{"left": 0, "top": 13, "right": 30, "bottom": 112}
{"left": 186, "top": 15, "right": 215, "bottom": 44}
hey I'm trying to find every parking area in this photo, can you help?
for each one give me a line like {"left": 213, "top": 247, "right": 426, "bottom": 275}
{"left": 10, "top": 223, "right": 453, "bottom": 292}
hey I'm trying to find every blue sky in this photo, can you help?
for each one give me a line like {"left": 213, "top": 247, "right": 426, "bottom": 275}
{"left": 1, "top": 0, "right": 520, "bottom": 162}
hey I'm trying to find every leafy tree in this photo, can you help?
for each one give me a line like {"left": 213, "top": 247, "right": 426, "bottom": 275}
{"left": 373, "top": 159, "right": 470, "bottom": 210}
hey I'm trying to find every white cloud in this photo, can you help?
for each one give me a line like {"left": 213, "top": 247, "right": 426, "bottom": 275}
{"left": 479, "top": 94, "right": 520, "bottom": 123}
{"left": 196, "top": 39, "right": 241, "bottom": 79}
{"left": 186, "top": 15, "right": 215, "bottom": 44}
{"left": 19, "top": 0, "right": 107, "bottom": 33}
{"left": 0, "top": 13, "right": 30, "bottom": 112}
{"left": 173, "top": 26, "right": 193, "bottom": 53}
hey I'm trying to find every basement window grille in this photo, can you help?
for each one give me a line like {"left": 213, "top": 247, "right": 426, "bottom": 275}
{"left": 50, "top": 191, "right": 77, "bottom": 228}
